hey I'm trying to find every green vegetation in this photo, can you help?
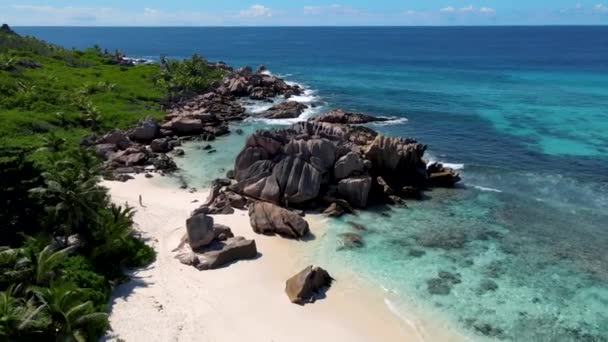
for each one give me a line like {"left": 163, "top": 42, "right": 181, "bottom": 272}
{"left": 158, "top": 54, "right": 226, "bottom": 101}
{"left": 0, "top": 25, "right": 226, "bottom": 341}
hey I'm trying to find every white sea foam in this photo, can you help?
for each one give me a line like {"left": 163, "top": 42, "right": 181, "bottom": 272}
{"left": 383, "top": 298, "right": 426, "bottom": 341}
{"left": 471, "top": 185, "right": 503, "bottom": 193}
{"left": 426, "top": 158, "right": 465, "bottom": 170}
{"left": 425, "top": 153, "right": 464, "bottom": 170}
{"left": 288, "top": 89, "right": 317, "bottom": 103}
{"left": 243, "top": 75, "right": 326, "bottom": 125}
{"left": 242, "top": 101, "right": 276, "bottom": 114}
{"left": 370, "top": 117, "right": 409, "bottom": 127}
{"left": 442, "top": 162, "right": 465, "bottom": 170}
{"left": 247, "top": 104, "right": 325, "bottom": 125}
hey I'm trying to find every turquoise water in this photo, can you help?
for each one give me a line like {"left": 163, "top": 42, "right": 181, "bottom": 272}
{"left": 19, "top": 27, "right": 608, "bottom": 341}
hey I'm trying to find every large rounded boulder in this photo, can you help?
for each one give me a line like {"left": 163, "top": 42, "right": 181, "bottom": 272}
{"left": 285, "top": 266, "right": 333, "bottom": 305}
{"left": 338, "top": 176, "right": 372, "bottom": 208}
{"left": 248, "top": 201, "right": 309, "bottom": 239}
{"left": 129, "top": 116, "right": 160, "bottom": 142}
{"left": 186, "top": 214, "right": 215, "bottom": 250}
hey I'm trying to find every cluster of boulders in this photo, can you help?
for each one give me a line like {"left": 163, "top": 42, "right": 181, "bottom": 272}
{"left": 191, "top": 178, "right": 247, "bottom": 215}
{"left": 89, "top": 62, "right": 307, "bottom": 180}
{"left": 175, "top": 213, "right": 258, "bottom": 270}
{"left": 163, "top": 92, "right": 245, "bottom": 138}
{"left": 228, "top": 114, "right": 460, "bottom": 216}
{"left": 191, "top": 177, "right": 311, "bottom": 240}
{"left": 216, "top": 65, "right": 303, "bottom": 100}
{"left": 85, "top": 118, "right": 181, "bottom": 181}
{"left": 163, "top": 65, "right": 302, "bottom": 137}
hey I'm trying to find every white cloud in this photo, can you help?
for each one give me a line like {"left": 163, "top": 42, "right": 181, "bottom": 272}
{"left": 239, "top": 4, "right": 272, "bottom": 17}
{"left": 5, "top": 5, "right": 223, "bottom": 26}
{"left": 143, "top": 8, "right": 160, "bottom": 16}
{"left": 595, "top": 3, "right": 608, "bottom": 12}
{"left": 303, "top": 4, "right": 361, "bottom": 15}
{"left": 10, "top": 5, "right": 54, "bottom": 11}
{"left": 403, "top": 10, "right": 416, "bottom": 15}
{"left": 439, "top": 5, "right": 496, "bottom": 14}
{"left": 459, "top": 5, "right": 475, "bottom": 12}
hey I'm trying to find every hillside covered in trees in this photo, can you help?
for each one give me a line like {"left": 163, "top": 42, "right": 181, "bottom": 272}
{"left": 0, "top": 24, "right": 224, "bottom": 341}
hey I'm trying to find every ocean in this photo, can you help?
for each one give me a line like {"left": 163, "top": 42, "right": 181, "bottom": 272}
{"left": 17, "top": 26, "right": 608, "bottom": 341}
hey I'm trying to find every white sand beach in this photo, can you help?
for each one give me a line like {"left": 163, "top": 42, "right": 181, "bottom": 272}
{"left": 103, "top": 175, "right": 464, "bottom": 342}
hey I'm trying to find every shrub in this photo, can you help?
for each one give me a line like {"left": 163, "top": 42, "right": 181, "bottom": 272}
{"left": 157, "top": 54, "right": 226, "bottom": 101}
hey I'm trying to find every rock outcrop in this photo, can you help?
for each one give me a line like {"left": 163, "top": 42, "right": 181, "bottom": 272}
{"left": 230, "top": 120, "right": 457, "bottom": 212}
{"left": 89, "top": 63, "right": 307, "bottom": 181}
{"left": 285, "top": 266, "right": 333, "bottom": 304}
{"left": 427, "top": 162, "right": 461, "bottom": 187}
{"left": 313, "top": 109, "right": 389, "bottom": 125}
{"left": 261, "top": 101, "right": 308, "bottom": 119}
{"left": 0, "top": 24, "right": 16, "bottom": 35}
{"left": 216, "top": 66, "right": 302, "bottom": 100}
{"left": 248, "top": 201, "right": 310, "bottom": 239}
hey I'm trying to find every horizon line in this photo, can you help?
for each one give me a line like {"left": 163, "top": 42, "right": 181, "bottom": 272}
{"left": 11, "top": 24, "right": 608, "bottom": 28}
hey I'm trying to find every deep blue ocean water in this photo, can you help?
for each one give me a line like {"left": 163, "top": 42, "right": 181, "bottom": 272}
{"left": 17, "top": 27, "right": 608, "bottom": 341}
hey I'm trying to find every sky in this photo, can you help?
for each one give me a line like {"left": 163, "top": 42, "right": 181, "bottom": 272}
{"left": 1, "top": 1, "right": 608, "bottom": 26}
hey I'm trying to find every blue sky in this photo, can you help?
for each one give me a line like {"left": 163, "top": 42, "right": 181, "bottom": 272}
{"left": 2, "top": 1, "right": 608, "bottom": 26}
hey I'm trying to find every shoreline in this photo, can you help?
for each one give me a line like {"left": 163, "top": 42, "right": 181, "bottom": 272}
{"left": 103, "top": 174, "right": 464, "bottom": 342}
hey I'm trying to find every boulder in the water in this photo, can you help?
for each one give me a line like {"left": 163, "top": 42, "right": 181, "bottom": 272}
{"left": 261, "top": 101, "right": 308, "bottom": 119}
{"left": 338, "top": 233, "right": 364, "bottom": 249}
{"left": 427, "top": 162, "right": 461, "bottom": 187}
{"left": 313, "top": 109, "right": 390, "bottom": 125}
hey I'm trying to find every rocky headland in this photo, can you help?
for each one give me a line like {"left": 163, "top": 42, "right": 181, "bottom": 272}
{"left": 92, "top": 60, "right": 461, "bottom": 305}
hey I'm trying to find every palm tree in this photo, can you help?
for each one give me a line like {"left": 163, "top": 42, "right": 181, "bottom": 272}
{"left": 0, "top": 55, "right": 16, "bottom": 71}
{"left": 0, "top": 285, "right": 46, "bottom": 340}
{"left": 32, "top": 285, "right": 107, "bottom": 342}
{"left": 30, "top": 159, "right": 107, "bottom": 243}
{"left": 0, "top": 247, "right": 31, "bottom": 288}
{"left": 38, "top": 133, "right": 66, "bottom": 153}
{"left": 87, "top": 204, "right": 135, "bottom": 258}
{"left": 25, "top": 245, "right": 75, "bottom": 286}
{"left": 72, "top": 149, "right": 103, "bottom": 182}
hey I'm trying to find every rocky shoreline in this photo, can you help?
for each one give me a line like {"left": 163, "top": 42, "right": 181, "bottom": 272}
{"left": 92, "top": 60, "right": 461, "bottom": 304}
